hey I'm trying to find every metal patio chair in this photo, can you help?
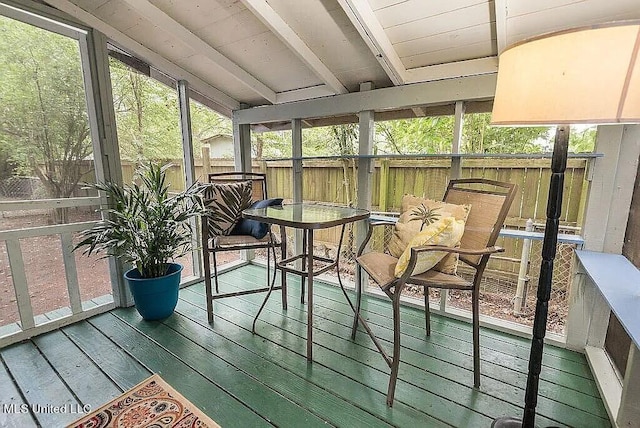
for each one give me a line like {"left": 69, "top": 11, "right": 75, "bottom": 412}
{"left": 201, "top": 172, "right": 287, "bottom": 324}
{"left": 351, "top": 178, "right": 517, "bottom": 406}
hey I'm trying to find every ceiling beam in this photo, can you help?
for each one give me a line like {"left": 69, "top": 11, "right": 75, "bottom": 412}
{"left": 235, "top": 73, "right": 497, "bottom": 125}
{"left": 336, "top": 0, "right": 407, "bottom": 85}
{"left": 46, "top": 0, "right": 239, "bottom": 115}
{"left": 412, "top": 107, "right": 427, "bottom": 117}
{"left": 493, "top": 0, "right": 508, "bottom": 55}
{"left": 275, "top": 85, "right": 337, "bottom": 104}
{"left": 241, "top": 0, "right": 348, "bottom": 95}
{"left": 120, "top": 0, "right": 277, "bottom": 103}
{"left": 405, "top": 57, "right": 499, "bottom": 84}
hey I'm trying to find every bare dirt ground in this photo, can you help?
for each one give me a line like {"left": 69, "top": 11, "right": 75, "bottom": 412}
{"left": 0, "top": 209, "right": 237, "bottom": 326}
{"left": 332, "top": 258, "right": 566, "bottom": 334}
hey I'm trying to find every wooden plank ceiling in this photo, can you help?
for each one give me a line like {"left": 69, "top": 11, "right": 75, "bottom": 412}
{"left": 44, "top": 0, "right": 640, "bottom": 119}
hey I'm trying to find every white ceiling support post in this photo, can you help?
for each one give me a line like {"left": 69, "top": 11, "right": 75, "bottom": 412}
{"left": 440, "top": 100, "right": 466, "bottom": 313}
{"left": 581, "top": 125, "right": 640, "bottom": 253}
{"left": 84, "top": 28, "right": 131, "bottom": 308}
{"left": 291, "top": 119, "right": 304, "bottom": 204}
{"left": 356, "top": 82, "right": 375, "bottom": 212}
{"left": 178, "top": 80, "right": 196, "bottom": 187}
{"left": 240, "top": 0, "right": 347, "bottom": 95}
{"left": 177, "top": 80, "right": 201, "bottom": 280}
{"left": 233, "top": 105, "right": 254, "bottom": 262}
{"left": 233, "top": 106, "right": 253, "bottom": 174}
{"left": 451, "top": 101, "right": 465, "bottom": 180}
{"left": 292, "top": 119, "right": 304, "bottom": 269}
{"left": 356, "top": 82, "right": 374, "bottom": 292}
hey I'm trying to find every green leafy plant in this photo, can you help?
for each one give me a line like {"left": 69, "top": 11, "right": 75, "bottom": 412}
{"left": 410, "top": 204, "right": 441, "bottom": 231}
{"left": 74, "top": 163, "right": 206, "bottom": 278}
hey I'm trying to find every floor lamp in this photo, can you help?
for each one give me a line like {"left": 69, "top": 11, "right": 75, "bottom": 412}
{"left": 489, "top": 21, "right": 640, "bottom": 427}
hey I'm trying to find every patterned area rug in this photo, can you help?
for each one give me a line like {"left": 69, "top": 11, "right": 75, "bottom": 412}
{"left": 67, "top": 374, "right": 220, "bottom": 428}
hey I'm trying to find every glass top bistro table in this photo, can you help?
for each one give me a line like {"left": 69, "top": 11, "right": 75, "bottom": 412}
{"left": 242, "top": 202, "right": 370, "bottom": 361}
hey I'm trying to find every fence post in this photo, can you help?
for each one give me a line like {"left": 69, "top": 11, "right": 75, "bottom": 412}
{"left": 202, "top": 145, "right": 211, "bottom": 180}
{"left": 378, "top": 159, "right": 389, "bottom": 212}
{"left": 372, "top": 159, "right": 390, "bottom": 252}
{"left": 514, "top": 218, "right": 534, "bottom": 314}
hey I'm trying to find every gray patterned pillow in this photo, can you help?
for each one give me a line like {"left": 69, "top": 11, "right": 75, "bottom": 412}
{"left": 203, "top": 181, "right": 253, "bottom": 236}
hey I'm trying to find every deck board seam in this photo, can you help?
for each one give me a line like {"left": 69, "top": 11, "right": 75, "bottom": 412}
{"left": 233, "top": 264, "right": 588, "bottom": 365}
{"left": 181, "top": 288, "right": 502, "bottom": 425}
{"left": 210, "top": 273, "right": 596, "bottom": 382}
{"left": 202, "top": 272, "right": 609, "bottom": 423}
{"left": 166, "top": 303, "right": 400, "bottom": 428}
{"left": 29, "top": 337, "right": 87, "bottom": 410}
{"left": 0, "top": 352, "right": 38, "bottom": 426}
{"left": 104, "top": 311, "right": 301, "bottom": 428}
{"left": 60, "top": 321, "right": 151, "bottom": 391}
{"left": 110, "top": 310, "right": 341, "bottom": 428}
{"left": 57, "top": 327, "right": 128, "bottom": 396}
{"left": 189, "top": 286, "right": 606, "bottom": 426}
{"left": 176, "top": 290, "right": 457, "bottom": 427}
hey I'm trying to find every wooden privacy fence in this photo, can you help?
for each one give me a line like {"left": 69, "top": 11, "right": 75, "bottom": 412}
{"left": 263, "top": 156, "right": 590, "bottom": 258}
{"left": 39, "top": 156, "right": 591, "bottom": 229}
{"left": 116, "top": 156, "right": 591, "bottom": 252}
{"left": 87, "top": 156, "right": 592, "bottom": 269}
{"left": 115, "top": 156, "right": 588, "bottom": 222}
{"left": 128, "top": 155, "right": 590, "bottom": 293}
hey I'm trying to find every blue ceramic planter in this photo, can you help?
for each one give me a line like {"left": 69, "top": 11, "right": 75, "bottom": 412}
{"left": 124, "top": 263, "right": 183, "bottom": 320}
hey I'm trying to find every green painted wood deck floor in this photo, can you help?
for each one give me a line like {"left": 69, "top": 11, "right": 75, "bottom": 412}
{"left": 0, "top": 264, "right": 610, "bottom": 427}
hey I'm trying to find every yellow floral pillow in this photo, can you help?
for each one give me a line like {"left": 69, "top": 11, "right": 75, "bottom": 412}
{"left": 388, "top": 195, "right": 470, "bottom": 274}
{"left": 394, "top": 216, "right": 466, "bottom": 278}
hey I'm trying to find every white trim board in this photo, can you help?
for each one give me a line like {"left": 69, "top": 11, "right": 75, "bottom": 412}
{"left": 234, "top": 73, "right": 496, "bottom": 124}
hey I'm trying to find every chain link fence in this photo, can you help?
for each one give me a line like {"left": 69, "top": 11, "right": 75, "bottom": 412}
{"left": 0, "top": 177, "right": 44, "bottom": 200}
{"left": 524, "top": 227, "right": 579, "bottom": 332}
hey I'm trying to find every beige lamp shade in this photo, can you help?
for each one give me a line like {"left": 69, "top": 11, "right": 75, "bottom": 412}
{"left": 491, "top": 21, "right": 640, "bottom": 125}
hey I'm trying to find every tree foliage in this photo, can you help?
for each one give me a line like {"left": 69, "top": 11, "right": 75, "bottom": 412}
{"left": 0, "top": 12, "right": 596, "bottom": 214}
{"left": 259, "top": 113, "right": 563, "bottom": 157}
{"left": 461, "top": 113, "right": 551, "bottom": 154}
{"left": 375, "top": 117, "right": 454, "bottom": 154}
{"left": 109, "top": 58, "right": 231, "bottom": 165}
{"left": 0, "top": 15, "right": 92, "bottom": 206}
{"left": 569, "top": 126, "right": 597, "bottom": 153}
{"left": 254, "top": 130, "right": 292, "bottom": 159}
{"left": 0, "top": 15, "right": 231, "bottom": 222}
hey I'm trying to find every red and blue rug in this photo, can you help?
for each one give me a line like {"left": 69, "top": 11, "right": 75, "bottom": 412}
{"left": 67, "top": 374, "right": 219, "bottom": 428}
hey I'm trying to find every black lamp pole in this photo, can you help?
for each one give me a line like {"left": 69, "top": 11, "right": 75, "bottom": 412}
{"left": 493, "top": 125, "right": 570, "bottom": 428}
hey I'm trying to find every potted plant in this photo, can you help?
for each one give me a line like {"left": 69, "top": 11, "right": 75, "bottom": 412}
{"left": 75, "top": 163, "right": 205, "bottom": 320}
